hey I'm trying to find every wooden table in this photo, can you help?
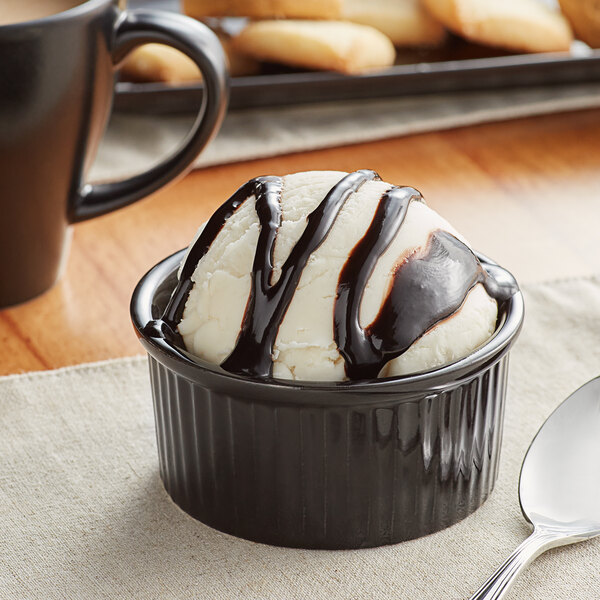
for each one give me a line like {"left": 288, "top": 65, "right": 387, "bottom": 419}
{"left": 2, "top": 108, "right": 600, "bottom": 376}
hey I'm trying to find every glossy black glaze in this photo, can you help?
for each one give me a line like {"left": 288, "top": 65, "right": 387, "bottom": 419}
{"left": 0, "top": 0, "right": 228, "bottom": 307}
{"left": 131, "top": 250, "right": 524, "bottom": 549}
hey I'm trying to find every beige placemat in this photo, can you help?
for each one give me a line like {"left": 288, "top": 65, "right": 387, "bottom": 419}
{"left": 90, "top": 82, "right": 600, "bottom": 183}
{"left": 2, "top": 276, "right": 600, "bottom": 599}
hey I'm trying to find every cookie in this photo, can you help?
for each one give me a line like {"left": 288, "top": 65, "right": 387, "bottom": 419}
{"left": 221, "top": 35, "right": 262, "bottom": 77}
{"left": 182, "top": 0, "right": 342, "bottom": 19}
{"left": 121, "top": 37, "right": 259, "bottom": 83}
{"left": 343, "top": 0, "right": 446, "bottom": 47}
{"left": 232, "top": 20, "right": 396, "bottom": 74}
{"left": 121, "top": 44, "right": 201, "bottom": 83}
{"left": 558, "top": 0, "right": 600, "bottom": 48}
{"left": 422, "top": 0, "right": 573, "bottom": 53}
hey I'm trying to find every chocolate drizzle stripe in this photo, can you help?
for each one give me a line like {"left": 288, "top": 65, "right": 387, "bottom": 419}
{"left": 334, "top": 186, "right": 423, "bottom": 380}
{"left": 161, "top": 176, "right": 282, "bottom": 327}
{"left": 345, "top": 229, "right": 516, "bottom": 380}
{"left": 222, "top": 169, "right": 378, "bottom": 377}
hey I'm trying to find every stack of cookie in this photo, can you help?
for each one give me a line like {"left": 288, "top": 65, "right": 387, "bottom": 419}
{"left": 188, "top": 0, "right": 449, "bottom": 75}
{"left": 122, "top": 0, "right": 578, "bottom": 83}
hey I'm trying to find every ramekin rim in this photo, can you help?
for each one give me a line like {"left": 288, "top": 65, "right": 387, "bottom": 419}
{"left": 131, "top": 249, "right": 524, "bottom": 394}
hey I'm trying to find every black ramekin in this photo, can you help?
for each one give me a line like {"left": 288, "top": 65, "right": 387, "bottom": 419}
{"left": 131, "top": 249, "right": 524, "bottom": 549}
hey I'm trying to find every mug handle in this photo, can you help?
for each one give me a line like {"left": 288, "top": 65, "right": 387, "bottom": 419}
{"left": 70, "top": 10, "right": 228, "bottom": 223}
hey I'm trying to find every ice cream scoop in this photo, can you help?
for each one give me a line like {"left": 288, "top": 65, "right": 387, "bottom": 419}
{"left": 164, "top": 170, "right": 516, "bottom": 381}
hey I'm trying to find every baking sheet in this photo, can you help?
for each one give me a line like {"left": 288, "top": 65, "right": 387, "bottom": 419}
{"left": 115, "top": 0, "right": 600, "bottom": 113}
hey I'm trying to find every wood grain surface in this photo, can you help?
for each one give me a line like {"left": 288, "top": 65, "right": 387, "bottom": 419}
{"left": 2, "top": 108, "right": 600, "bottom": 375}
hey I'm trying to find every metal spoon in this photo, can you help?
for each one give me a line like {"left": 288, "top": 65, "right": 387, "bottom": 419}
{"left": 469, "top": 375, "right": 600, "bottom": 600}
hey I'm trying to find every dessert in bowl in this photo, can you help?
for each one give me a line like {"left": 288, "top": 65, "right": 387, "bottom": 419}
{"left": 131, "top": 170, "right": 523, "bottom": 549}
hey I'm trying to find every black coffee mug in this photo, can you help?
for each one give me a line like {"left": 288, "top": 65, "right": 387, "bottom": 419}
{"left": 0, "top": 0, "right": 228, "bottom": 308}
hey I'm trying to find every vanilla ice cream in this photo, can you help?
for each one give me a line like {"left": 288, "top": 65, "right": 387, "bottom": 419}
{"left": 171, "top": 170, "right": 514, "bottom": 381}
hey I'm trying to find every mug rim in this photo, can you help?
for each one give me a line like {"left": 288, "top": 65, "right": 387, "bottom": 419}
{"left": 131, "top": 248, "right": 525, "bottom": 397}
{"left": 0, "top": 0, "right": 110, "bottom": 29}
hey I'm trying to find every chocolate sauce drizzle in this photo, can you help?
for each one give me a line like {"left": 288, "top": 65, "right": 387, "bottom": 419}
{"left": 161, "top": 176, "right": 282, "bottom": 328}
{"left": 159, "top": 170, "right": 517, "bottom": 380}
{"left": 336, "top": 226, "right": 515, "bottom": 380}
{"left": 221, "top": 169, "right": 378, "bottom": 377}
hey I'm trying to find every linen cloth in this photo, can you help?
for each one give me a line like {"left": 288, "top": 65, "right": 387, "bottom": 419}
{"left": 90, "top": 82, "right": 600, "bottom": 183}
{"left": 2, "top": 275, "right": 600, "bottom": 599}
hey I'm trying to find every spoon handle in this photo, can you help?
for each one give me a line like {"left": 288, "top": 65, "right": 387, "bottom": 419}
{"left": 468, "top": 528, "right": 563, "bottom": 600}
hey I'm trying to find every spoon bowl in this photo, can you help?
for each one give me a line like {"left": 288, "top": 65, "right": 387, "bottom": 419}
{"left": 520, "top": 375, "right": 600, "bottom": 538}
{"left": 470, "top": 376, "right": 600, "bottom": 600}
